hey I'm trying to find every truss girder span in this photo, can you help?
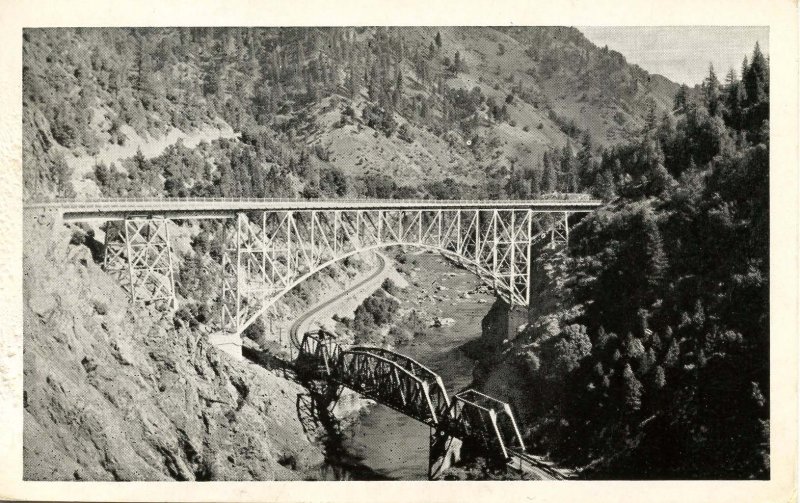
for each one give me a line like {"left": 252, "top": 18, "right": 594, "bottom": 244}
{"left": 442, "top": 389, "right": 526, "bottom": 460}
{"left": 222, "top": 208, "right": 571, "bottom": 335}
{"left": 297, "top": 333, "right": 445, "bottom": 425}
{"left": 297, "top": 331, "right": 525, "bottom": 462}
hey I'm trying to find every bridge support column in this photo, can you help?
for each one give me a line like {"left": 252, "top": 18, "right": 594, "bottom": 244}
{"left": 220, "top": 215, "right": 242, "bottom": 335}
{"left": 213, "top": 206, "right": 583, "bottom": 339}
{"left": 549, "top": 211, "right": 570, "bottom": 248}
{"left": 103, "top": 216, "right": 177, "bottom": 310}
{"left": 429, "top": 428, "right": 462, "bottom": 480}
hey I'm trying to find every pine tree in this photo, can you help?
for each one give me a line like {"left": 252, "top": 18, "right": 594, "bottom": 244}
{"left": 543, "top": 151, "right": 558, "bottom": 193}
{"left": 724, "top": 67, "right": 743, "bottom": 129}
{"left": 641, "top": 347, "right": 657, "bottom": 375}
{"left": 597, "top": 327, "right": 617, "bottom": 350}
{"left": 531, "top": 162, "right": 543, "bottom": 196}
{"left": 664, "top": 337, "right": 680, "bottom": 367}
{"left": 453, "top": 51, "right": 462, "bottom": 73}
{"left": 738, "top": 55, "right": 750, "bottom": 104}
{"left": 625, "top": 332, "right": 645, "bottom": 359}
{"left": 434, "top": 31, "right": 442, "bottom": 49}
{"left": 644, "top": 102, "right": 658, "bottom": 132}
{"left": 393, "top": 69, "right": 403, "bottom": 108}
{"left": 692, "top": 299, "right": 706, "bottom": 328}
{"left": 560, "top": 141, "right": 577, "bottom": 192}
{"left": 702, "top": 64, "right": 722, "bottom": 116}
{"left": 52, "top": 154, "right": 75, "bottom": 198}
{"left": 135, "top": 39, "right": 157, "bottom": 99}
{"left": 652, "top": 365, "right": 666, "bottom": 390}
{"left": 596, "top": 170, "right": 616, "bottom": 201}
{"left": 575, "top": 141, "right": 593, "bottom": 188}
{"left": 742, "top": 43, "right": 769, "bottom": 140}
{"left": 347, "top": 58, "right": 360, "bottom": 99}
{"left": 636, "top": 309, "right": 649, "bottom": 338}
{"left": 622, "top": 363, "right": 643, "bottom": 413}
{"left": 641, "top": 206, "right": 667, "bottom": 291}
{"left": 674, "top": 84, "right": 690, "bottom": 112}
{"left": 744, "top": 42, "right": 768, "bottom": 107}
{"left": 651, "top": 332, "right": 663, "bottom": 352}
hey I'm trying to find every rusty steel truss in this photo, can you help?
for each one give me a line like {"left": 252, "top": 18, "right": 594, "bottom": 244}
{"left": 297, "top": 331, "right": 525, "bottom": 463}
{"left": 221, "top": 208, "right": 572, "bottom": 334}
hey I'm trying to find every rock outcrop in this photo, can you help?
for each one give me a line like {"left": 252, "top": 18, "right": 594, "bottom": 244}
{"left": 23, "top": 210, "right": 324, "bottom": 480}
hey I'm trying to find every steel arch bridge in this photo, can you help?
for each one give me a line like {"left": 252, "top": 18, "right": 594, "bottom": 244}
{"left": 25, "top": 197, "right": 601, "bottom": 336}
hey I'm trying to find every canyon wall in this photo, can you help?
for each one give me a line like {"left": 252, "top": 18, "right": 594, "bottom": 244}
{"left": 23, "top": 210, "right": 326, "bottom": 480}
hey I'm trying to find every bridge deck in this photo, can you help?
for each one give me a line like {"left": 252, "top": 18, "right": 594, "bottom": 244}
{"left": 24, "top": 197, "right": 603, "bottom": 221}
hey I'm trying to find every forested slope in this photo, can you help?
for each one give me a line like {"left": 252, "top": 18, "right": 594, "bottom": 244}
{"left": 23, "top": 27, "right": 678, "bottom": 202}
{"left": 22, "top": 27, "right": 769, "bottom": 480}
{"left": 477, "top": 44, "right": 770, "bottom": 479}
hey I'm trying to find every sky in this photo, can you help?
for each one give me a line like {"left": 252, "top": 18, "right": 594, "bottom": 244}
{"left": 577, "top": 26, "right": 769, "bottom": 86}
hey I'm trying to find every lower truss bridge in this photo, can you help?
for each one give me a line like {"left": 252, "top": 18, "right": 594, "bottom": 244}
{"left": 296, "top": 330, "right": 568, "bottom": 480}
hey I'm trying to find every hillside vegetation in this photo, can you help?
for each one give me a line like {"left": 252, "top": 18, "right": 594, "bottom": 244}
{"left": 23, "top": 26, "right": 685, "bottom": 334}
{"left": 22, "top": 27, "right": 769, "bottom": 480}
{"left": 478, "top": 44, "right": 769, "bottom": 479}
{"left": 23, "top": 27, "right": 678, "bottom": 201}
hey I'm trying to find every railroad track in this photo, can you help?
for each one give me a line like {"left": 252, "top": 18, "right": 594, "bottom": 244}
{"left": 508, "top": 449, "right": 571, "bottom": 480}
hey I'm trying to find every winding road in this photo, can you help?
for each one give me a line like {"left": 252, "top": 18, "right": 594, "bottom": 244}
{"left": 289, "top": 252, "right": 388, "bottom": 349}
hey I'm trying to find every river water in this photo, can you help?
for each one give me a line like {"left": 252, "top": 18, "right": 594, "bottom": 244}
{"left": 328, "top": 252, "right": 494, "bottom": 480}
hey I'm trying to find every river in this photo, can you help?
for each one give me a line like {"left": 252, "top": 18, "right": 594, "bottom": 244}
{"left": 326, "top": 251, "right": 495, "bottom": 480}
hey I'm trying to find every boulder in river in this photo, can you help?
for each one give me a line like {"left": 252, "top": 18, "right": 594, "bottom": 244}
{"left": 431, "top": 317, "right": 456, "bottom": 328}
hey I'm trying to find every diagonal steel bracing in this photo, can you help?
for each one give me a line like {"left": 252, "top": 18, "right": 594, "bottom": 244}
{"left": 103, "top": 216, "right": 176, "bottom": 309}
{"left": 298, "top": 331, "right": 525, "bottom": 464}
{"left": 86, "top": 200, "right": 592, "bottom": 333}
{"left": 440, "top": 389, "right": 526, "bottom": 460}
{"left": 222, "top": 208, "right": 574, "bottom": 334}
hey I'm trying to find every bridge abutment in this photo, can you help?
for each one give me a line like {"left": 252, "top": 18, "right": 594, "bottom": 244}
{"left": 481, "top": 299, "right": 532, "bottom": 346}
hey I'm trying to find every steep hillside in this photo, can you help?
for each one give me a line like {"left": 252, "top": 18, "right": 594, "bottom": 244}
{"left": 21, "top": 27, "right": 769, "bottom": 481}
{"left": 23, "top": 27, "right": 679, "bottom": 201}
{"left": 470, "top": 44, "right": 770, "bottom": 479}
{"left": 23, "top": 210, "right": 326, "bottom": 480}
{"left": 22, "top": 26, "right": 682, "bottom": 335}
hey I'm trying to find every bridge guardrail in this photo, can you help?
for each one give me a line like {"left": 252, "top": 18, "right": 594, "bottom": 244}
{"left": 24, "top": 194, "right": 602, "bottom": 209}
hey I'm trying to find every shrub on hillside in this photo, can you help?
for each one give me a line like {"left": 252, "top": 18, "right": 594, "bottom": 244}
{"left": 352, "top": 290, "right": 400, "bottom": 338}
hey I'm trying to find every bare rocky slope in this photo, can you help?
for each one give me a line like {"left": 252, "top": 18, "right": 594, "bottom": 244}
{"left": 23, "top": 210, "right": 325, "bottom": 480}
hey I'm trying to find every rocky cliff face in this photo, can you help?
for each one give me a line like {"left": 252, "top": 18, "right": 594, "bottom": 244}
{"left": 23, "top": 210, "right": 324, "bottom": 480}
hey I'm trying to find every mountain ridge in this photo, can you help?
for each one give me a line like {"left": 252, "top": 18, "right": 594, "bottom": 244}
{"left": 23, "top": 26, "right": 680, "bottom": 201}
